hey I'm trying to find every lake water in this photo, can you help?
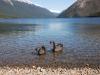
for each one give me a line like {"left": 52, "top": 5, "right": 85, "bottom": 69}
{"left": 0, "top": 18, "right": 100, "bottom": 66}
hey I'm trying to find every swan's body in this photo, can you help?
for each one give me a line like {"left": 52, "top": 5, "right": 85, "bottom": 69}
{"left": 50, "top": 41, "right": 63, "bottom": 52}
{"left": 35, "top": 46, "right": 46, "bottom": 55}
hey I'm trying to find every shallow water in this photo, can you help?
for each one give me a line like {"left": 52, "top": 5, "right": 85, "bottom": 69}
{"left": 0, "top": 18, "right": 100, "bottom": 66}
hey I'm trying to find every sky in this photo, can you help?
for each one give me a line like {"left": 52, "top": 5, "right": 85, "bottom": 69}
{"left": 32, "top": 0, "right": 77, "bottom": 13}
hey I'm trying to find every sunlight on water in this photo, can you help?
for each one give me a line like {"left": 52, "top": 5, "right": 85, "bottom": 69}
{"left": 49, "top": 23, "right": 63, "bottom": 30}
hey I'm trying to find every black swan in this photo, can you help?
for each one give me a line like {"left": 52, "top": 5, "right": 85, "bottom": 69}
{"left": 50, "top": 41, "right": 63, "bottom": 52}
{"left": 35, "top": 46, "right": 46, "bottom": 55}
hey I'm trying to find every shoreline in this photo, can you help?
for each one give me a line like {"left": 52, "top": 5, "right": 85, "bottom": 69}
{"left": 0, "top": 63, "right": 100, "bottom": 75}
{"left": 0, "top": 62, "right": 99, "bottom": 69}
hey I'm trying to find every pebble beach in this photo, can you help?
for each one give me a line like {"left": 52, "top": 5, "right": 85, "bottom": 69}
{"left": 0, "top": 65, "right": 100, "bottom": 75}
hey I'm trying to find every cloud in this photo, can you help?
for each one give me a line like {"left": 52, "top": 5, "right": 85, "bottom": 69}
{"left": 3, "top": 0, "right": 14, "bottom": 6}
{"left": 2, "top": 0, "right": 33, "bottom": 6}
{"left": 50, "top": 9, "right": 60, "bottom": 13}
{"left": 16, "top": 0, "right": 33, "bottom": 4}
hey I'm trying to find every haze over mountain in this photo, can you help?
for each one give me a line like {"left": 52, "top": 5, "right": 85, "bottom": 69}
{"left": 0, "top": 0, "right": 56, "bottom": 18}
{"left": 58, "top": 0, "right": 100, "bottom": 18}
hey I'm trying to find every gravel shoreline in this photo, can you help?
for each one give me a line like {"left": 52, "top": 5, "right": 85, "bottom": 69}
{"left": 0, "top": 65, "right": 100, "bottom": 75}
{"left": 0, "top": 63, "right": 99, "bottom": 75}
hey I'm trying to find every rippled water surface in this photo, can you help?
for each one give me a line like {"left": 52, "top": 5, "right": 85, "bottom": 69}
{"left": 0, "top": 18, "right": 100, "bottom": 66}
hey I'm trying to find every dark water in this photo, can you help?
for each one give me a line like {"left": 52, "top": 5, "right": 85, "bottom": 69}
{"left": 0, "top": 18, "right": 100, "bottom": 66}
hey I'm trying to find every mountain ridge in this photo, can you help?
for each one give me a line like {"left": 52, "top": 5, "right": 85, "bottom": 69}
{"left": 0, "top": 0, "right": 56, "bottom": 18}
{"left": 58, "top": 0, "right": 100, "bottom": 18}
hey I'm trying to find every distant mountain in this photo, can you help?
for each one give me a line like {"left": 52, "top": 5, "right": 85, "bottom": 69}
{"left": 53, "top": 12, "right": 59, "bottom": 17}
{"left": 58, "top": 0, "right": 100, "bottom": 18}
{"left": 0, "top": 0, "right": 56, "bottom": 18}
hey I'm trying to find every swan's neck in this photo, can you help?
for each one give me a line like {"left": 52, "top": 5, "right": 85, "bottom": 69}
{"left": 52, "top": 42, "right": 55, "bottom": 49}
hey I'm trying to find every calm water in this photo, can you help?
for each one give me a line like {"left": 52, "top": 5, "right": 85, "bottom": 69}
{"left": 0, "top": 18, "right": 100, "bottom": 66}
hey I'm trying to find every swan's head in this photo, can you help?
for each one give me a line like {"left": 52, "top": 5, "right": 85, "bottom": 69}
{"left": 41, "top": 46, "right": 46, "bottom": 50}
{"left": 50, "top": 41, "right": 55, "bottom": 44}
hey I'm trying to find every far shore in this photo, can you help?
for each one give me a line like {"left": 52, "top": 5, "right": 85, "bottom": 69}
{"left": 0, "top": 23, "right": 37, "bottom": 31}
